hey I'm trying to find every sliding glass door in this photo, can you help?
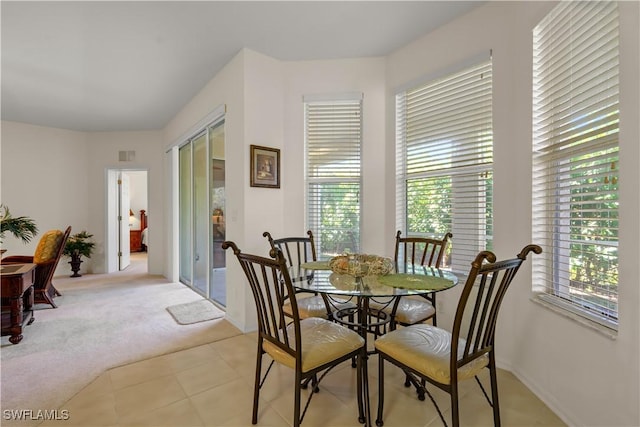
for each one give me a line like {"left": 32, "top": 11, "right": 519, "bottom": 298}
{"left": 178, "top": 119, "right": 226, "bottom": 307}
{"left": 179, "top": 144, "right": 192, "bottom": 285}
{"left": 192, "top": 132, "right": 208, "bottom": 295}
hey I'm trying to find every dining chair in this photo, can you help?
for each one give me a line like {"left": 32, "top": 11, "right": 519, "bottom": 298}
{"left": 374, "top": 244, "right": 542, "bottom": 427}
{"left": 2, "top": 226, "right": 71, "bottom": 308}
{"left": 222, "top": 241, "right": 365, "bottom": 427}
{"left": 388, "top": 230, "right": 453, "bottom": 329}
{"left": 368, "top": 231, "right": 452, "bottom": 398}
{"left": 263, "top": 230, "right": 355, "bottom": 319}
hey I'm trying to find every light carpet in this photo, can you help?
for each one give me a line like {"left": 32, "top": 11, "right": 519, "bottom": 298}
{"left": 166, "top": 299, "right": 225, "bottom": 324}
{"left": 0, "top": 254, "right": 241, "bottom": 419}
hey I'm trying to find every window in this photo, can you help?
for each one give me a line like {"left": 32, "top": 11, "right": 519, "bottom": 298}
{"left": 532, "top": 1, "right": 619, "bottom": 330}
{"left": 304, "top": 96, "right": 362, "bottom": 259}
{"left": 396, "top": 60, "right": 493, "bottom": 273}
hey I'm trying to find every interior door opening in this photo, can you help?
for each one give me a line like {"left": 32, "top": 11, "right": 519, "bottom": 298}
{"left": 107, "top": 169, "right": 149, "bottom": 274}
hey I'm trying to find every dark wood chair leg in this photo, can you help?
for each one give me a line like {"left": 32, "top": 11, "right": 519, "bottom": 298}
{"left": 376, "top": 355, "right": 385, "bottom": 426}
{"left": 489, "top": 353, "right": 501, "bottom": 427}
{"left": 356, "top": 353, "right": 365, "bottom": 423}
{"left": 36, "top": 290, "right": 58, "bottom": 308}
{"left": 450, "top": 382, "right": 459, "bottom": 427}
{"left": 252, "top": 345, "right": 263, "bottom": 424}
{"left": 294, "top": 371, "right": 302, "bottom": 427}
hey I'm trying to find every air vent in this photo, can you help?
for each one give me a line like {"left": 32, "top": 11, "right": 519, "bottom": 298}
{"left": 118, "top": 151, "right": 135, "bottom": 162}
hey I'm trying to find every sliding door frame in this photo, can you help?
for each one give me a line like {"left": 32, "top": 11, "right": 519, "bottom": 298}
{"left": 177, "top": 115, "right": 226, "bottom": 306}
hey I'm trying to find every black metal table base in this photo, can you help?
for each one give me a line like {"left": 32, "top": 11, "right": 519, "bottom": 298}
{"left": 332, "top": 298, "right": 391, "bottom": 427}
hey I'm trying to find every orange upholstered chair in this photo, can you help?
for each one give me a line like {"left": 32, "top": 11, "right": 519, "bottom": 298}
{"left": 2, "top": 226, "right": 71, "bottom": 308}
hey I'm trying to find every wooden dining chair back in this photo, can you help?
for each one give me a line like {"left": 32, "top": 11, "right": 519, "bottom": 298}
{"left": 388, "top": 231, "right": 452, "bottom": 328}
{"left": 375, "top": 244, "right": 542, "bottom": 427}
{"left": 222, "top": 241, "right": 365, "bottom": 427}
{"left": 2, "top": 226, "right": 71, "bottom": 308}
{"left": 394, "top": 230, "right": 452, "bottom": 269}
{"left": 263, "top": 230, "right": 354, "bottom": 320}
{"left": 263, "top": 230, "right": 317, "bottom": 267}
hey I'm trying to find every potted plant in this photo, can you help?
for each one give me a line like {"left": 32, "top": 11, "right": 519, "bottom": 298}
{"left": 63, "top": 231, "right": 95, "bottom": 277}
{"left": 0, "top": 204, "right": 38, "bottom": 245}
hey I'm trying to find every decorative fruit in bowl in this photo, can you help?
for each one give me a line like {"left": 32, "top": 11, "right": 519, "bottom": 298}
{"left": 328, "top": 254, "right": 394, "bottom": 277}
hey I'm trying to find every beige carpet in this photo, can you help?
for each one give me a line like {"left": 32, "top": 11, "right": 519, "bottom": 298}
{"left": 0, "top": 254, "right": 241, "bottom": 416}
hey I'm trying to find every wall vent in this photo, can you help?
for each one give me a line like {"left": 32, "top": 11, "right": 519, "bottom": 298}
{"left": 118, "top": 150, "right": 136, "bottom": 162}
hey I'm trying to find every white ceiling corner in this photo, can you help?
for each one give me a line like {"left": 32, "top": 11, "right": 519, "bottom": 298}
{"left": 1, "top": 1, "right": 482, "bottom": 132}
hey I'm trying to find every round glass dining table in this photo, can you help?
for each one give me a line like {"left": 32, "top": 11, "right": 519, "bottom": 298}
{"left": 287, "top": 261, "right": 458, "bottom": 427}
{"left": 288, "top": 261, "right": 458, "bottom": 298}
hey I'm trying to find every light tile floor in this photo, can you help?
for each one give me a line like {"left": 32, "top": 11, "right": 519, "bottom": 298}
{"left": 40, "top": 333, "right": 566, "bottom": 427}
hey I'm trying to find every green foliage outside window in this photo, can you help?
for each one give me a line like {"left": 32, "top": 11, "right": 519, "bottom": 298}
{"left": 406, "top": 177, "right": 451, "bottom": 237}
{"left": 405, "top": 173, "right": 493, "bottom": 266}
{"left": 312, "top": 183, "right": 360, "bottom": 257}
{"left": 568, "top": 148, "right": 619, "bottom": 316}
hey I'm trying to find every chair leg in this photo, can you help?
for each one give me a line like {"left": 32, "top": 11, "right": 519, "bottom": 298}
{"left": 294, "top": 370, "right": 302, "bottom": 427}
{"left": 450, "top": 381, "right": 460, "bottom": 427}
{"left": 431, "top": 293, "right": 437, "bottom": 326}
{"left": 252, "top": 345, "right": 263, "bottom": 424}
{"left": 349, "top": 312, "right": 357, "bottom": 368}
{"left": 36, "top": 290, "right": 58, "bottom": 309}
{"left": 301, "top": 375, "right": 318, "bottom": 391}
{"left": 402, "top": 371, "right": 426, "bottom": 401}
{"left": 311, "top": 374, "right": 320, "bottom": 393}
{"left": 375, "top": 354, "right": 384, "bottom": 426}
{"left": 356, "top": 352, "right": 365, "bottom": 424}
{"left": 489, "top": 353, "right": 501, "bottom": 427}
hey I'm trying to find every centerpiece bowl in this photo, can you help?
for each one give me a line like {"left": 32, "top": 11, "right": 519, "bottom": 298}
{"left": 328, "top": 253, "right": 394, "bottom": 278}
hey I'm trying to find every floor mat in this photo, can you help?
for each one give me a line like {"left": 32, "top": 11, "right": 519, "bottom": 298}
{"left": 166, "top": 299, "right": 225, "bottom": 325}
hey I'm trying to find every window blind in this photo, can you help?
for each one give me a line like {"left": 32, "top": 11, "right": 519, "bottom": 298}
{"left": 532, "top": 1, "right": 619, "bottom": 329}
{"left": 305, "top": 99, "right": 362, "bottom": 259}
{"left": 396, "top": 60, "right": 493, "bottom": 273}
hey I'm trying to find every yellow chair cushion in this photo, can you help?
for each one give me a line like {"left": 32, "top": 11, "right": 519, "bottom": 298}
{"left": 390, "top": 297, "right": 435, "bottom": 324}
{"left": 369, "top": 296, "right": 435, "bottom": 325}
{"left": 283, "top": 295, "right": 356, "bottom": 319}
{"left": 374, "top": 324, "right": 488, "bottom": 385}
{"left": 263, "top": 317, "right": 364, "bottom": 373}
{"left": 33, "top": 230, "right": 64, "bottom": 264}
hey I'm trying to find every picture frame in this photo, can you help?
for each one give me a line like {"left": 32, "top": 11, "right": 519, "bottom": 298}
{"left": 250, "top": 145, "right": 280, "bottom": 188}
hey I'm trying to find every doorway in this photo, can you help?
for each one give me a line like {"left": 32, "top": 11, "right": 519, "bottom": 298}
{"left": 106, "top": 169, "right": 149, "bottom": 273}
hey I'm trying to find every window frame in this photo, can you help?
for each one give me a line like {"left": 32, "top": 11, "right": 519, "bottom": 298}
{"left": 395, "top": 59, "right": 493, "bottom": 275}
{"left": 304, "top": 95, "right": 363, "bottom": 259}
{"left": 532, "top": 1, "right": 620, "bottom": 331}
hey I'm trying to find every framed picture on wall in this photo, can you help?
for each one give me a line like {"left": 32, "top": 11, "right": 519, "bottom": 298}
{"left": 250, "top": 145, "right": 280, "bottom": 188}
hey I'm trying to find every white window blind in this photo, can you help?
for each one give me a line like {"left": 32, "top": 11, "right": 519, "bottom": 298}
{"left": 396, "top": 60, "right": 493, "bottom": 273}
{"left": 532, "top": 1, "right": 619, "bottom": 330}
{"left": 305, "top": 98, "right": 362, "bottom": 259}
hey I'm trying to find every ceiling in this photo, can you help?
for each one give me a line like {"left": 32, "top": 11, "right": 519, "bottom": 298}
{"left": 1, "top": 1, "right": 482, "bottom": 132}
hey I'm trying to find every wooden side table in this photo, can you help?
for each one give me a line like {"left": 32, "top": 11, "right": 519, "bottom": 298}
{"left": 130, "top": 229, "right": 142, "bottom": 252}
{"left": 1, "top": 263, "right": 36, "bottom": 344}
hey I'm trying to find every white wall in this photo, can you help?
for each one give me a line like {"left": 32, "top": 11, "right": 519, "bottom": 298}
{"left": 86, "top": 131, "right": 164, "bottom": 275}
{"left": 282, "top": 56, "right": 388, "bottom": 256}
{"left": 0, "top": 122, "right": 164, "bottom": 275}
{"left": 162, "top": 50, "right": 252, "bottom": 331}
{"left": 163, "top": 51, "right": 388, "bottom": 331}
{"left": 243, "top": 50, "right": 285, "bottom": 254}
{"left": 0, "top": 121, "right": 88, "bottom": 277}
{"left": 385, "top": 2, "right": 639, "bottom": 426}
